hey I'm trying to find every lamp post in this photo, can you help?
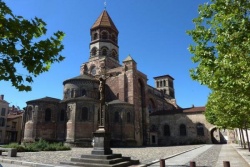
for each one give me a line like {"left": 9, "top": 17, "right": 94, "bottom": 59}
{"left": 91, "top": 66, "right": 113, "bottom": 155}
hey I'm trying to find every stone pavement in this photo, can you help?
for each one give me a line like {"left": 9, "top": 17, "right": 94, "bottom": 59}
{"left": 149, "top": 145, "right": 213, "bottom": 167}
{"left": 0, "top": 144, "right": 249, "bottom": 167}
{"left": 148, "top": 144, "right": 250, "bottom": 167}
{"left": 218, "top": 144, "right": 250, "bottom": 167}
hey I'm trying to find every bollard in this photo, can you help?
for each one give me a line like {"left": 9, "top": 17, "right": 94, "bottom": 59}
{"left": 160, "top": 159, "right": 165, "bottom": 167}
{"left": 223, "top": 161, "right": 230, "bottom": 167}
{"left": 190, "top": 161, "right": 196, "bottom": 167}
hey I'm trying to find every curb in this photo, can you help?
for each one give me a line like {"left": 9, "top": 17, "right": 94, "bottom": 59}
{"left": 0, "top": 158, "right": 54, "bottom": 167}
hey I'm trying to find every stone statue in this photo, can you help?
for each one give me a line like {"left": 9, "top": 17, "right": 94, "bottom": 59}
{"left": 99, "top": 77, "right": 105, "bottom": 103}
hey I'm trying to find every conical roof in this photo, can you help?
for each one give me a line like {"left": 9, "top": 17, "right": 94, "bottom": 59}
{"left": 91, "top": 10, "right": 118, "bottom": 33}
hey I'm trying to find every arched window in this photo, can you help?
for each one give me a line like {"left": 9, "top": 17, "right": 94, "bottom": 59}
{"left": 0, "top": 118, "right": 5, "bottom": 127}
{"left": 160, "top": 81, "right": 162, "bottom": 87}
{"left": 164, "top": 124, "right": 170, "bottom": 136}
{"left": 83, "top": 65, "right": 88, "bottom": 73}
{"left": 81, "top": 89, "right": 86, "bottom": 96}
{"left": 60, "top": 110, "right": 65, "bottom": 121}
{"left": 180, "top": 124, "right": 187, "bottom": 136}
{"left": 70, "top": 89, "right": 73, "bottom": 98}
{"left": 197, "top": 123, "right": 204, "bottom": 136}
{"left": 127, "top": 112, "right": 131, "bottom": 123}
{"left": 102, "top": 48, "right": 107, "bottom": 55}
{"left": 111, "top": 49, "right": 117, "bottom": 59}
{"left": 27, "top": 106, "right": 32, "bottom": 120}
{"left": 101, "top": 31, "right": 108, "bottom": 39}
{"left": 170, "top": 90, "right": 175, "bottom": 98}
{"left": 91, "top": 47, "right": 97, "bottom": 56}
{"left": 101, "top": 47, "right": 109, "bottom": 56}
{"left": 111, "top": 33, "right": 116, "bottom": 42}
{"left": 81, "top": 107, "right": 89, "bottom": 121}
{"left": 157, "top": 81, "right": 159, "bottom": 88}
{"left": 163, "top": 80, "right": 166, "bottom": 86}
{"left": 116, "top": 93, "right": 119, "bottom": 99}
{"left": 148, "top": 103, "right": 152, "bottom": 114}
{"left": 169, "top": 80, "right": 173, "bottom": 88}
{"left": 164, "top": 89, "right": 166, "bottom": 94}
{"left": 45, "top": 108, "right": 51, "bottom": 122}
{"left": 148, "top": 99, "right": 155, "bottom": 114}
{"left": 114, "top": 111, "right": 119, "bottom": 123}
{"left": 93, "top": 33, "right": 98, "bottom": 40}
{"left": 90, "top": 66, "right": 96, "bottom": 76}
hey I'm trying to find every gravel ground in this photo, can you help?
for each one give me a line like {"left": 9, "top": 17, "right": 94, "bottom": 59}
{"left": 0, "top": 145, "right": 202, "bottom": 165}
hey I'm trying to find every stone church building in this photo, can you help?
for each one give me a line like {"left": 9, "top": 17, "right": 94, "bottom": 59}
{"left": 23, "top": 10, "right": 220, "bottom": 147}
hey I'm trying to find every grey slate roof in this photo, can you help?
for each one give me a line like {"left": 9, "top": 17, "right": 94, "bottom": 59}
{"left": 108, "top": 99, "right": 132, "bottom": 105}
{"left": 26, "top": 97, "right": 61, "bottom": 103}
{"left": 63, "top": 74, "right": 97, "bottom": 84}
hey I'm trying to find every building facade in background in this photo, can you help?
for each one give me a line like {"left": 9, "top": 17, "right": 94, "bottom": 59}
{"left": 22, "top": 10, "right": 223, "bottom": 146}
{"left": 0, "top": 95, "right": 24, "bottom": 144}
{"left": 0, "top": 95, "right": 8, "bottom": 144}
{"left": 6, "top": 106, "right": 23, "bottom": 144}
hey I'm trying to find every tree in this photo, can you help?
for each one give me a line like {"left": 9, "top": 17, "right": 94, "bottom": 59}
{"left": 0, "top": 1, "right": 65, "bottom": 91}
{"left": 187, "top": 0, "right": 250, "bottom": 94}
{"left": 205, "top": 90, "right": 250, "bottom": 129}
{"left": 187, "top": 0, "right": 250, "bottom": 139}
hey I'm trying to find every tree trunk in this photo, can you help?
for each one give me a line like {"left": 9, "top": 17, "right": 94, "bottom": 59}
{"left": 245, "top": 127, "right": 250, "bottom": 152}
{"left": 238, "top": 129, "right": 243, "bottom": 147}
{"left": 240, "top": 128, "right": 246, "bottom": 149}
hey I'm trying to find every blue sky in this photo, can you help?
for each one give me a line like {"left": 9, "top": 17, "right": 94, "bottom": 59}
{"left": 1, "top": 0, "right": 210, "bottom": 109}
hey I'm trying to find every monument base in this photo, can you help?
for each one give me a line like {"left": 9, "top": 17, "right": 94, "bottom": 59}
{"left": 91, "top": 129, "right": 113, "bottom": 155}
{"left": 60, "top": 153, "right": 140, "bottom": 167}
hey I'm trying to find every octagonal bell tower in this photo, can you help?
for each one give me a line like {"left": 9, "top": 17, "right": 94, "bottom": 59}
{"left": 89, "top": 10, "right": 119, "bottom": 67}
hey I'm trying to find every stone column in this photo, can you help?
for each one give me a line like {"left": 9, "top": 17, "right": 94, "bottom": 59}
{"left": 66, "top": 103, "right": 76, "bottom": 144}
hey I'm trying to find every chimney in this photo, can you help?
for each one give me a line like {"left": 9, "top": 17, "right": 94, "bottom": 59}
{"left": 0, "top": 95, "right": 4, "bottom": 100}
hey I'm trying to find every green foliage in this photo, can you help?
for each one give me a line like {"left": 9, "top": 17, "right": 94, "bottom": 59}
{"left": 205, "top": 91, "right": 250, "bottom": 128}
{"left": 187, "top": 0, "right": 250, "bottom": 129}
{"left": 0, "top": 1, "right": 65, "bottom": 91}
{"left": 2, "top": 142, "right": 26, "bottom": 152}
{"left": 3, "top": 139, "right": 71, "bottom": 152}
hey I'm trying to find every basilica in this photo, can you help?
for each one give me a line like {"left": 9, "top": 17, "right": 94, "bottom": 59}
{"left": 23, "top": 10, "right": 226, "bottom": 147}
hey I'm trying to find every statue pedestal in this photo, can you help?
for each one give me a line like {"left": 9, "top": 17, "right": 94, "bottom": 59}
{"left": 60, "top": 127, "right": 140, "bottom": 166}
{"left": 91, "top": 128, "right": 113, "bottom": 155}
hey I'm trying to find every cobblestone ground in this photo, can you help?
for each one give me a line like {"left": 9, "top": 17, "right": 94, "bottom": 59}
{"left": 0, "top": 145, "right": 202, "bottom": 165}
{"left": 188, "top": 145, "right": 222, "bottom": 167}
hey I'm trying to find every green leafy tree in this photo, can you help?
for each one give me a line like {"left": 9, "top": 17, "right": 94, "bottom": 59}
{"left": 187, "top": 0, "right": 250, "bottom": 130}
{"left": 0, "top": 1, "right": 65, "bottom": 91}
{"left": 205, "top": 91, "right": 250, "bottom": 129}
{"left": 187, "top": 0, "right": 250, "bottom": 94}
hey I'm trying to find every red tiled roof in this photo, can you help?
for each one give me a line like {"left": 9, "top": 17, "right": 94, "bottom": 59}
{"left": 183, "top": 106, "right": 205, "bottom": 113}
{"left": 7, "top": 114, "right": 22, "bottom": 120}
{"left": 150, "top": 106, "right": 205, "bottom": 116}
{"left": 91, "top": 10, "right": 118, "bottom": 33}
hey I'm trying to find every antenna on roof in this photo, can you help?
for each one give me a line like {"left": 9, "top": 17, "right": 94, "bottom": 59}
{"left": 104, "top": 0, "right": 107, "bottom": 10}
